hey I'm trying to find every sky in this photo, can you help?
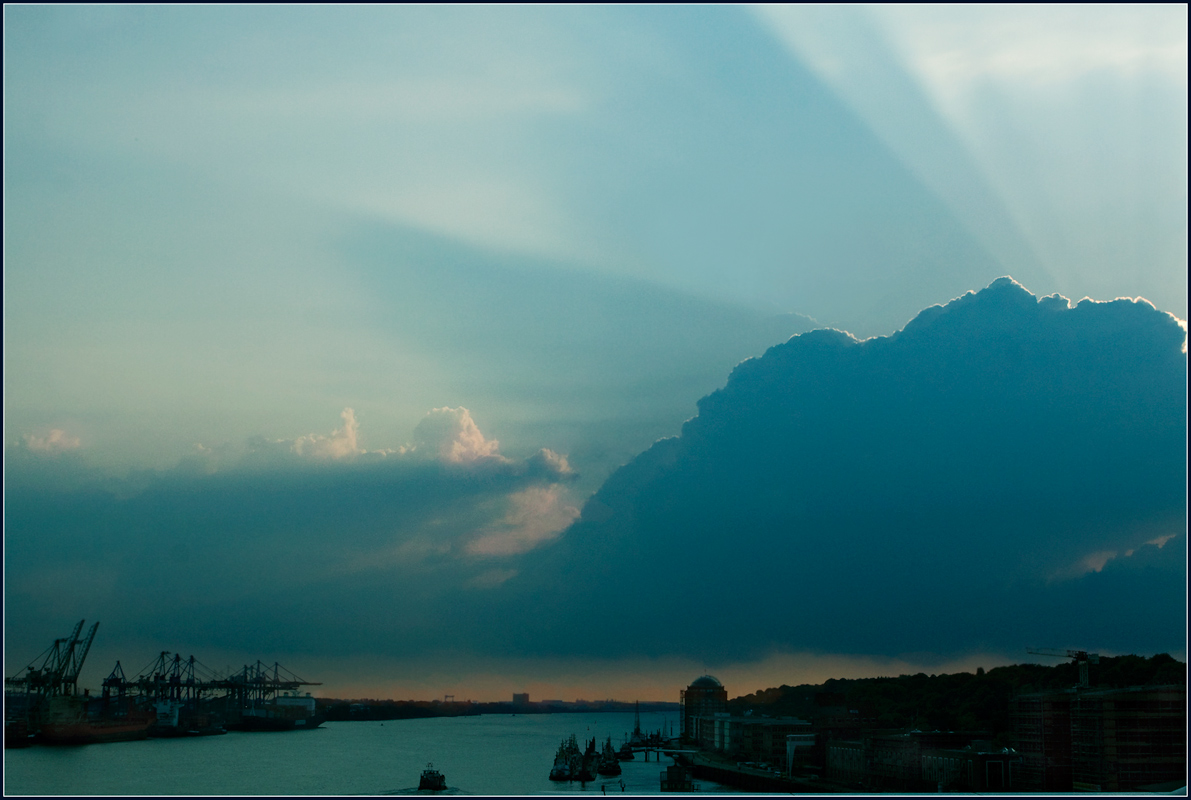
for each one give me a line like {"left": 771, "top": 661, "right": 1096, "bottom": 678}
{"left": 3, "top": 5, "right": 1186, "bottom": 702}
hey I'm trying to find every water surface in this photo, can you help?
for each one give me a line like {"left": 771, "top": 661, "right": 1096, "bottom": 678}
{"left": 4, "top": 710, "right": 737, "bottom": 795}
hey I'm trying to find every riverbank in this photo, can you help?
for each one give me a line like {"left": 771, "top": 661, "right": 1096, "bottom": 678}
{"left": 686, "top": 751, "right": 855, "bottom": 793}
{"left": 320, "top": 698, "right": 680, "bottom": 722}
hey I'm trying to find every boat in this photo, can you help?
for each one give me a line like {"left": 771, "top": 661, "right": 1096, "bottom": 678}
{"left": 550, "top": 736, "right": 578, "bottom": 780}
{"left": 37, "top": 695, "right": 153, "bottom": 745}
{"left": 149, "top": 700, "right": 227, "bottom": 737}
{"left": 549, "top": 758, "right": 571, "bottom": 781}
{"left": 227, "top": 691, "right": 324, "bottom": 731}
{"left": 573, "top": 737, "right": 599, "bottom": 782}
{"left": 183, "top": 709, "right": 227, "bottom": 736}
{"left": 219, "top": 661, "right": 324, "bottom": 732}
{"left": 148, "top": 699, "right": 188, "bottom": 737}
{"left": 598, "top": 736, "right": 623, "bottom": 776}
{"left": 419, "top": 763, "right": 447, "bottom": 791}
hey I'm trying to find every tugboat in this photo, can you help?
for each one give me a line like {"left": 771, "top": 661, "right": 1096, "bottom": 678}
{"left": 418, "top": 763, "right": 447, "bottom": 791}
{"left": 550, "top": 735, "right": 580, "bottom": 781}
{"left": 598, "top": 736, "right": 623, "bottom": 776}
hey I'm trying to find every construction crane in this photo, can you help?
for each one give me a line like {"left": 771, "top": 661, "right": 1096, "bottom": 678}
{"left": 1027, "top": 647, "right": 1100, "bottom": 688}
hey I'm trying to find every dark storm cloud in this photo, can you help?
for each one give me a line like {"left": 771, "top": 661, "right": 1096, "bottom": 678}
{"left": 490, "top": 278, "right": 1187, "bottom": 661}
{"left": 6, "top": 279, "right": 1185, "bottom": 671}
{"left": 3, "top": 409, "right": 578, "bottom": 664}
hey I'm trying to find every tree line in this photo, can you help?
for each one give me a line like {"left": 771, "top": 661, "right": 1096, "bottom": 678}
{"left": 728, "top": 654, "right": 1186, "bottom": 735}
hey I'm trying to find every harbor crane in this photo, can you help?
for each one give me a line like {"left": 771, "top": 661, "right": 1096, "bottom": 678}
{"left": 5, "top": 619, "right": 99, "bottom": 697}
{"left": 1026, "top": 647, "right": 1100, "bottom": 688}
{"left": 61, "top": 621, "right": 99, "bottom": 694}
{"left": 5, "top": 619, "right": 100, "bottom": 734}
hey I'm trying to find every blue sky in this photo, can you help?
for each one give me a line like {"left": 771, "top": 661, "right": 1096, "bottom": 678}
{"left": 4, "top": 5, "right": 1186, "bottom": 700}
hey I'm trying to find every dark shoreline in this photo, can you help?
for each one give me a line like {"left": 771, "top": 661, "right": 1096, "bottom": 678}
{"left": 319, "top": 699, "right": 680, "bottom": 722}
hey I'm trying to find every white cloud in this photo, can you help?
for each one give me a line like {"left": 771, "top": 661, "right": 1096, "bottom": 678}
{"left": 244, "top": 407, "right": 404, "bottom": 465}
{"left": 21, "top": 429, "right": 81, "bottom": 453}
{"left": 1146, "top": 533, "right": 1177, "bottom": 550}
{"left": 292, "top": 407, "right": 362, "bottom": 460}
{"left": 526, "top": 448, "right": 574, "bottom": 478}
{"left": 466, "top": 485, "right": 580, "bottom": 556}
{"left": 1058, "top": 532, "right": 1180, "bottom": 578}
{"left": 1081, "top": 550, "right": 1117, "bottom": 575}
{"left": 411, "top": 407, "right": 504, "bottom": 464}
{"left": 211, "top": 405, "right": 577, "bottom": 481}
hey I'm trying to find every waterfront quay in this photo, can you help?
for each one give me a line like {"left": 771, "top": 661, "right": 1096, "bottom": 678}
{"left": 676, "top": 671, "right": 1187, "bottom": 794}
{"left": 684, "top": 751, "right": 847, "bottom": 793}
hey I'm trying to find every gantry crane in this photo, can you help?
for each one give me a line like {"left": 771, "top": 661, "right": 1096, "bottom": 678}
{"left": 5, "top": 619, "right": 99, "bottom": 698}
{"left": 5, "top": 619, "right": 100, "bottom": 733}
{"left": 102, "top": 661, "right": 130, "bottom": 702}
{"left": 61, "top": 621, "right": 99, "bottom": 695}
{"left": 1026, "top": 647, "right": 1100, "bottom": 688}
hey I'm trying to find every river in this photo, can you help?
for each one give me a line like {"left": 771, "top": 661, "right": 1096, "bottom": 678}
{"left": 3, "top": 710, "right": 741, "bottom": 795}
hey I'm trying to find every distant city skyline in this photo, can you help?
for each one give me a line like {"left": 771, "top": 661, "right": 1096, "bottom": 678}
{"left": 4, "top": 5, "right": 1186, "bottom": 702}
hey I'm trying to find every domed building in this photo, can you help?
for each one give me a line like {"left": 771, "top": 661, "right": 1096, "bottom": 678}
{"left": 681, "top": 675, "right": 727, "bottom": 742}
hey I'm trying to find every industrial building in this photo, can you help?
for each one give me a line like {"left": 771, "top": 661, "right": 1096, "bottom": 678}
{"left": 708, "top": 714, "right": 814, "bottom": 770}
{"left": 681, "top": 675, "right": 818, "bottom": 774}
{"left": 1010, "top": 683, "right": 1186, "bottom": 792}
{"left": 1070, "top": 684, "right": 1186, "bottom": 791}
{"left": 1009, "top": 689, "right": 1074, "bottom": 790}
{"left": 825, "top": 730, "right": 1019, "bottom": 792}
{"left": 919, "top": 741, "right": 1023, "bottom": 792}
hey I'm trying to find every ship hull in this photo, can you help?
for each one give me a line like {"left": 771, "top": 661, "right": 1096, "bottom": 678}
{"left": 38, "top": 719, "right": 152, "bottom": 745}
{"left": 149, "top": 705, "right": 227, "bottom": 738}
{"left": 227, "top": 713, "right": 325, "bottom": 732}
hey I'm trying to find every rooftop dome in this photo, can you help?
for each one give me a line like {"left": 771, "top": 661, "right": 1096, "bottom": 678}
{"left": 689, "top": 675, "right": 722, "bottom": 688}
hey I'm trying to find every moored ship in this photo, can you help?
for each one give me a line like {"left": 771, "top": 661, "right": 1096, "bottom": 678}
{"left": 215, "top": 661, "right": 324, "bottom": 732}
{"left": 7, "top": 622, "right": 322, "bottom": 743}
{"left": 37, "top": 695, "right": 153, "bottom": 745}
{"left": 598, "top": 736, "right": 623, "bottom": 775}
{"left": 549, "top": 734, "right": 580, "bottom": 780}
{"left": 228, "top": 690, "right": 324, "bottom": 731}
{"left": 149, "top": 699, "right": 227, "bottom": 737}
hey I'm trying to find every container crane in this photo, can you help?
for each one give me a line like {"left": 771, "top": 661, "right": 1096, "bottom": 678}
{"left": 1026, "top": 647, "right": 1100, "bottom": 688}
{"left": 102, "top": 661, "right": 130, "bottom": 702}
{"left": 5, "top": 619, "right": 98, "bottom": 697}
{"left": 5, "top": 619, "right": 99, "bottom": 736}
{"left": 61, "top": 621, "right": 98, "bottom": 695}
